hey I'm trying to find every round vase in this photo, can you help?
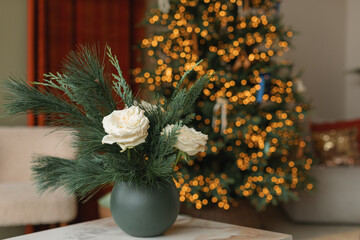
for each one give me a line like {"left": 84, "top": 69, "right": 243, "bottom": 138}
{"left": 110, "top": 181, "right": 180, "bottom": 237}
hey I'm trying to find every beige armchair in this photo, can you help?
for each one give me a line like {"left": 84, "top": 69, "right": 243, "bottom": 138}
{"left": 0, "top": 127, "right": 77, "bottom": 227}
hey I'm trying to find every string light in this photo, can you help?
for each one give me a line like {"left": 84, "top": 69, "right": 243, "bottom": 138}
{"left": 136, "top": 0, "right": 313, "bottom": 210}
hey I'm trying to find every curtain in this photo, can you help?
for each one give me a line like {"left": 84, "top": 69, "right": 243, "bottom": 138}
{"left": 27, "top": 0, "right": 145, "bottom": 222}
{"left": 27, "top": 0, "right": 144, "bottom": 125}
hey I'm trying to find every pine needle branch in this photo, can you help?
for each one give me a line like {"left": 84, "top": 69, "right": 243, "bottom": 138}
{"left": 2, "top": 77, "right": 89, "bottom": 127}
{"left": 171, "top": 60, "right": 203, "bottom": 100}
{"left": 107, "top": 46, "right": 134, "bottom": 107}
{"left": 61, "top": 44, "right": 117, "bottom": 117}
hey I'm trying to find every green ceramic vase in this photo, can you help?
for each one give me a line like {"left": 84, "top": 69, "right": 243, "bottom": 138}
{"left": 110, "top": 181, "right": 180, "bottom": 237}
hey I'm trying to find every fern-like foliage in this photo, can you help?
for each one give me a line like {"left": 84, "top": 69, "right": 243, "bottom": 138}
{"left": 3, "top": 45, "right": 210, "bottom": 201}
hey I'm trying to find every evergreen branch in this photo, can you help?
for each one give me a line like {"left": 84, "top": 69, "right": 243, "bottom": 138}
{"left": 106, "top": 46, "right": 134, "bottom": 107}
{"left": 32, "top": 152, "right": 140, "bottom": 201}
{"left": 32, "top": 156, "right": 111, "bottom": 201}
{"left": 2, "top": 77, "right": 89, "bottom": 126}
{"left": 146, "top": 123, "right": 182, "bottom": 183}
{"left": 150, "top": 122, "right": 182, "bottom": 164}
{"left": 182, "top": 72, "right": 212, "bottom": 113}
{"left": 162, "top": 61, "right": 210, "bottom": 126}
{"left": 61, "top": 44, "right": 117, "bottom": 117}
{"left": 72, "top": 126, "right": 120, "bottom": 159}
{"left": 165, "top": 89, "right": 188, "bottom": 123}
{"left": 171, "top": 60, "right": 203, "bottom": 101}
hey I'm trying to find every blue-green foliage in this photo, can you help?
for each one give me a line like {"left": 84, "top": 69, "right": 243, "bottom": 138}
{"left": 2, "top": 45, "right": 210, "bottom": 201}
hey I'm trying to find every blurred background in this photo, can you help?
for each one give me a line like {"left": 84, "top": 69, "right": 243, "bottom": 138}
{"left": 1, "top": 0, "right": 360, "bottom": 239}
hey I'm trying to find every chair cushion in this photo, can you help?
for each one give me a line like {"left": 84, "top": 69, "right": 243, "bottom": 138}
{"left": 0, "top": 182, "right": 77, "bottom": 226}
{"left": 0, "top": 127, "right": 75, "bottom": 182}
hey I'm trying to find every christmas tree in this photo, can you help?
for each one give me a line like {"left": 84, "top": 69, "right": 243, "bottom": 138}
{"left": 134, "top": 0, "right": 313, "bottom": 210}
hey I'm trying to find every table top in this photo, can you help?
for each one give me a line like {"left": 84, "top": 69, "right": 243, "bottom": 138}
{"left": 7, "top": 215, "right": 292, "bottom": 240}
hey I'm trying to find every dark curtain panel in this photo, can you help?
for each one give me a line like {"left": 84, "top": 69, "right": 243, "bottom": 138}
{"left": 27, "top": 0, "right": 144, "bottom": 126}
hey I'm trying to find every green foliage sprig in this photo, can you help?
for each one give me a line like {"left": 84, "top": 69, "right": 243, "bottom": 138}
{"left": 3, "top": 45, "right": 210, "bottom": 200}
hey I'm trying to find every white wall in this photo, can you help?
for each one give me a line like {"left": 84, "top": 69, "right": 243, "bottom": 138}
{"left": 282, "top": 0, "right": 347, "bottom": 121}
{"left": 0, "top": 0, "right": 27, "bottom": 126}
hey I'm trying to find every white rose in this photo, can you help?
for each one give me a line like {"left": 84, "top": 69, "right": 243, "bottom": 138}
{"left": 163, "top": 125, "right": 208, "bottom": 156}
{"left": 102, "top": 106, "right": 150, "bottom": 151}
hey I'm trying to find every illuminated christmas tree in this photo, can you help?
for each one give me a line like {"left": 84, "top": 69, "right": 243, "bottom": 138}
{"left": 134, "top": 0, "right": 313, "bottom": 210}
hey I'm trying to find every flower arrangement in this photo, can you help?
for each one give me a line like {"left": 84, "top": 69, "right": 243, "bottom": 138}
{"left": 3, "top": 45, "right": 210, "bottom": 200}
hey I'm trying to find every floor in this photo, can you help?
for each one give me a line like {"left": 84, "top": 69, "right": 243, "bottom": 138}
{"left": 261, "top": 207, "right": 360, "bottom": 240}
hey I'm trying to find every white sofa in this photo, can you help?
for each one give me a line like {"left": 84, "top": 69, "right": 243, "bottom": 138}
{"left": 283, "top": 165, "right": 360, "bottom": 224}
{"left": 0, "top": 127, "right": 77, "bottom": 226}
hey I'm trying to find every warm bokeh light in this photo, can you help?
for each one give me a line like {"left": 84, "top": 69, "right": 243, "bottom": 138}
{"left": 136, "top": 0, "right": 313, "bottom": 210}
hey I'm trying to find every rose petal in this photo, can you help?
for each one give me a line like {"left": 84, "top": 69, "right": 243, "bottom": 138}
{"left": 102, "top": 135, "right": 118, "bottom": 144}
{"left": 119, "top": 135, "right": 147, "bottom": 147}
{"left": 117, "top": 142, "right": 127, "bottom": 152}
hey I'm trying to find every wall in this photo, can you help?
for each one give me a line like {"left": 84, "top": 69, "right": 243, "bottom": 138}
{"left": 281, "top": 0, "right": 347, "bottom": 122}
{"left": 0, "top": 0, "right": 27, "bottom": 126}
{"left": 0, "top": 2, "right": 27, "bottom": 236}
{"left": 344, "top": 0, "right": 360, "bottom": 119}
